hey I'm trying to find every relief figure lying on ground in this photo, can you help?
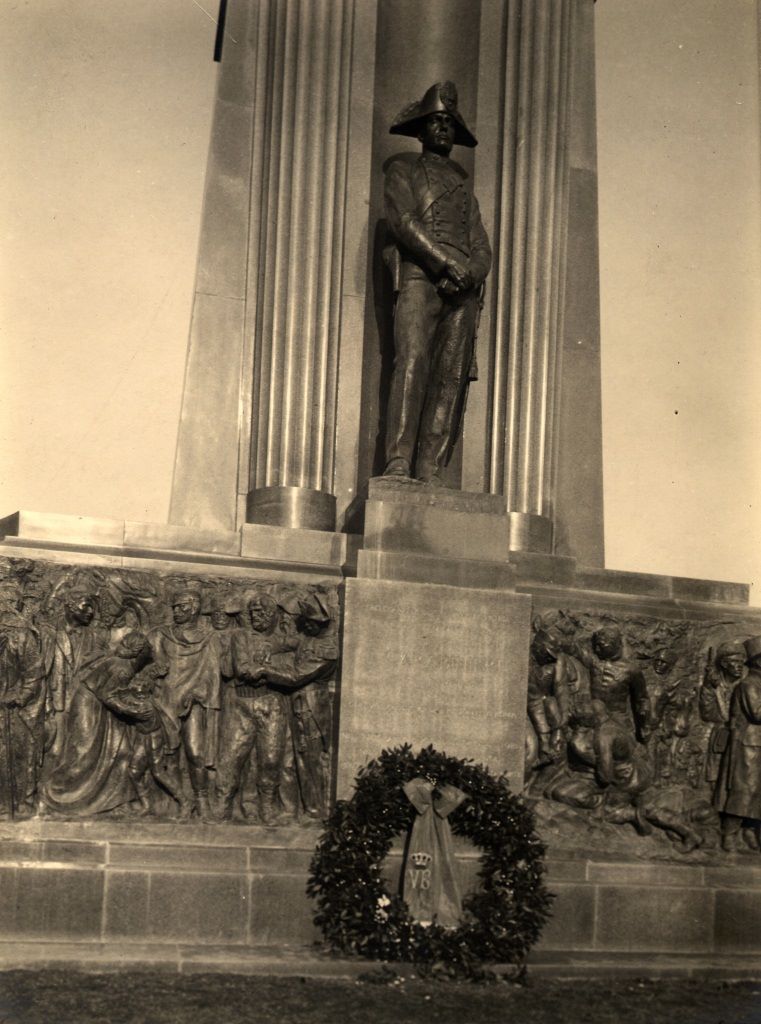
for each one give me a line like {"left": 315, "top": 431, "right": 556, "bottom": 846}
{"left": 526, "top": 610, "right": 760, "bottom": 857}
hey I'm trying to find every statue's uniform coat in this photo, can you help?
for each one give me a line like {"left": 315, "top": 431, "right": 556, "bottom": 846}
{"left": 714, "top": 667, "right": 761, "bottom": 820}
{"left": 384, "top": 151, "right": 491, "bottom": 476}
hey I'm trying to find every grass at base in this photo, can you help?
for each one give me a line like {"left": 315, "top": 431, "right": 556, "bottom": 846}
{"left": 0, "top": 971, "right": 759, "bottom": 1024}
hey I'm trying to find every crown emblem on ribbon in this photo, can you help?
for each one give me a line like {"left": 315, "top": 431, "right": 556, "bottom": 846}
{"left": 410, "top": 851, "right": 433, "bottom": 869}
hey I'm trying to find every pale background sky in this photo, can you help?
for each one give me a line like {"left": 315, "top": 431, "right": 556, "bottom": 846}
{"left": 1, "top": 0, "right": 759, "bottom": 595}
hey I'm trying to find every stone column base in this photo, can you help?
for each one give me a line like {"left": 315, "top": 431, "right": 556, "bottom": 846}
{"left": 246, "top": 486, "right": 337, "bottom": 533}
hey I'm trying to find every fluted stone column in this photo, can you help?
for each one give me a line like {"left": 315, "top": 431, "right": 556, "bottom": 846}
{"left": 470, "top": 0, "right": 575, "bottom": 553}
{"left": 237, "top": 0, "right": 356, "bottom": 532}
{"left": 465, "top": 0, "right": 604, "bottom": 562}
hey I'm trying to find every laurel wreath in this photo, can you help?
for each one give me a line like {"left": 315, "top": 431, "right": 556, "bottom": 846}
{"left": 307, "top": 745, "right": 553, "bottom": 980}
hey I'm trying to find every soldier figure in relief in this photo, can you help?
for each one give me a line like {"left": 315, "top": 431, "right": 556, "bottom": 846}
{"left": 216, "top": 589, "right": 296, "bottom": 825}
{"left": 383, "top": 81, "right": 491, "bottom": 485}
{"left": 526, "top": 628, "right": 584, "bottom": 767}
{"left": 645, "top": 648, "right": 680, "bottom": 726}
{"left": 284, "top": 592, "right": 339, "bottom": 818}
{"left": 713, "top": 635, "right": 761, "bottom": 852}
{"left": 216, "top": 588, "right": 337, "bottom": 824}
{"left": 575, "top": 626, "right": 651, "bottom": 745}
{"left": 699, "top": 640, "right": 746, "bottom": 786}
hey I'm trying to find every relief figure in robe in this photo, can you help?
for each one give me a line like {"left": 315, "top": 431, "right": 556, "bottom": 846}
{"left": 149, "top": 586, "right": 221, "bottom": 821}
{"left": 0, "top": 587, "right": 45, "bottom": 817}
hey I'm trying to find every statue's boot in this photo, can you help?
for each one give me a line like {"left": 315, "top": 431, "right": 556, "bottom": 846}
{"left": 742, "top": 826, "right": 760, "bottom": 852}
{"left": 195, "top": 790, "right": 216, "bottom": 823}
{"left": 383, "top": 457, "right": 412, "bottom": 478}
{"left": 216, "top": 791, "right": 234, "bottom": 821}
{"left": 721, "top": 831, "right": 742, "bottom": 853}
{"left": 258, "top": 787, "right": 284, "bottom": 826}
{"left": 172, "top": 798, "right": 193, "bottom": 821}
{"left": 680, "top": 828, "right": 704, "bottom": 853}
{"left": 133, "top": 780, "right": 154, "bottom": 817}
{"left": 415, "top": 457, "right": 443, "bottom": 485}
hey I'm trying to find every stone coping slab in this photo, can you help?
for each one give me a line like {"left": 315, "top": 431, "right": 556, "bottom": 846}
{"left": 0, "top": 820, "right": 322, "bottom": 849}
{"left": 0, "top": 509, "right": 755, "bottom": 604}
{"left": 1, "top": 822, "right": 757, "bottom": 875}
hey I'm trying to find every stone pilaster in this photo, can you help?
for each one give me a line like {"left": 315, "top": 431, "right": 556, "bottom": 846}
{"left": 552, "top": 0, "right": 605, "bottom": 565}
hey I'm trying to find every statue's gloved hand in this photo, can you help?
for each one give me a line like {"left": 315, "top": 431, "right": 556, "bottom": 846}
{"left": 445, "top": 258, "right": 473, "bottom": 292}
{"left": 239, "top": 669, "right": 266, "bottom": 686}
{"left": 132, "top": 703, "right": 154, "bottom": 723}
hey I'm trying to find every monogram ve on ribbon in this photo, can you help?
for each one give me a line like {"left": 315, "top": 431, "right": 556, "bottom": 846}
{"left": 401, "top": 777, "right": 467, "bottom": 929}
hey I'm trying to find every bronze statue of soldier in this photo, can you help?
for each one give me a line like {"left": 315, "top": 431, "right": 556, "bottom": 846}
{"left": 383, "top": 81, "right": 491, "bottom": 485}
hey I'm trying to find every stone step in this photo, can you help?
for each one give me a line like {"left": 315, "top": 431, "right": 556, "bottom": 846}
{"left": 0, "top": 941, "right": 756, "bottom": 980}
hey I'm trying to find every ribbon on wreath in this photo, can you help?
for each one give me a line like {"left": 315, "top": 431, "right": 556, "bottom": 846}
{"left": 401, "top": 777, "right": 466, "bottom": 928}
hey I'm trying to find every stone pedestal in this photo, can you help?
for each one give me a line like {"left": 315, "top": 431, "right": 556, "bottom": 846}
{"left": 0, "top": 820, "right": 320, "bottom": 950}
{"left": 1, "top": 820, "right": 759, "bottom": 976}
{"left": 337, "top": 479, "right": 541, "bottom": 796}
{"left": 337, "top": 577, "right": 531, "bottom": 797}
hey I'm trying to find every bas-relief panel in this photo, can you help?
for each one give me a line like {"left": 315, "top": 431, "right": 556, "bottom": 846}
{"left": 0, "top": 556, "right": 339, "bottom": 826}
{"left": 525, "top": 608, "right": 761, "bottom": 858}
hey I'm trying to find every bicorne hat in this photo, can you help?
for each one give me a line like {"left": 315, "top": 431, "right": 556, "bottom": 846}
{"left": 389, "top": 81, "right": 477, "bottom": 148}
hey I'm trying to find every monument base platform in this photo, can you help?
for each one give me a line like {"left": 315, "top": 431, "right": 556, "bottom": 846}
{"left": 0, "top": 821, "right": 759, "bottom": 975}
{"left": 0, "top": 820, "right": 321, "bottom": 950}
{"left": 0, "top": 511, "right": 759, "bottom": 976}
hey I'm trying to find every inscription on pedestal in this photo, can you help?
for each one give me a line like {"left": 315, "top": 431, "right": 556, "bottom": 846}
{"left": 337, "top": 578, "right": 531, "bottom": 795}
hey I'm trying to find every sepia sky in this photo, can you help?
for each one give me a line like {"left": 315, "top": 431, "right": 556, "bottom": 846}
{"left": 1, "top": 0, "right": 759, "bottom": 596}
